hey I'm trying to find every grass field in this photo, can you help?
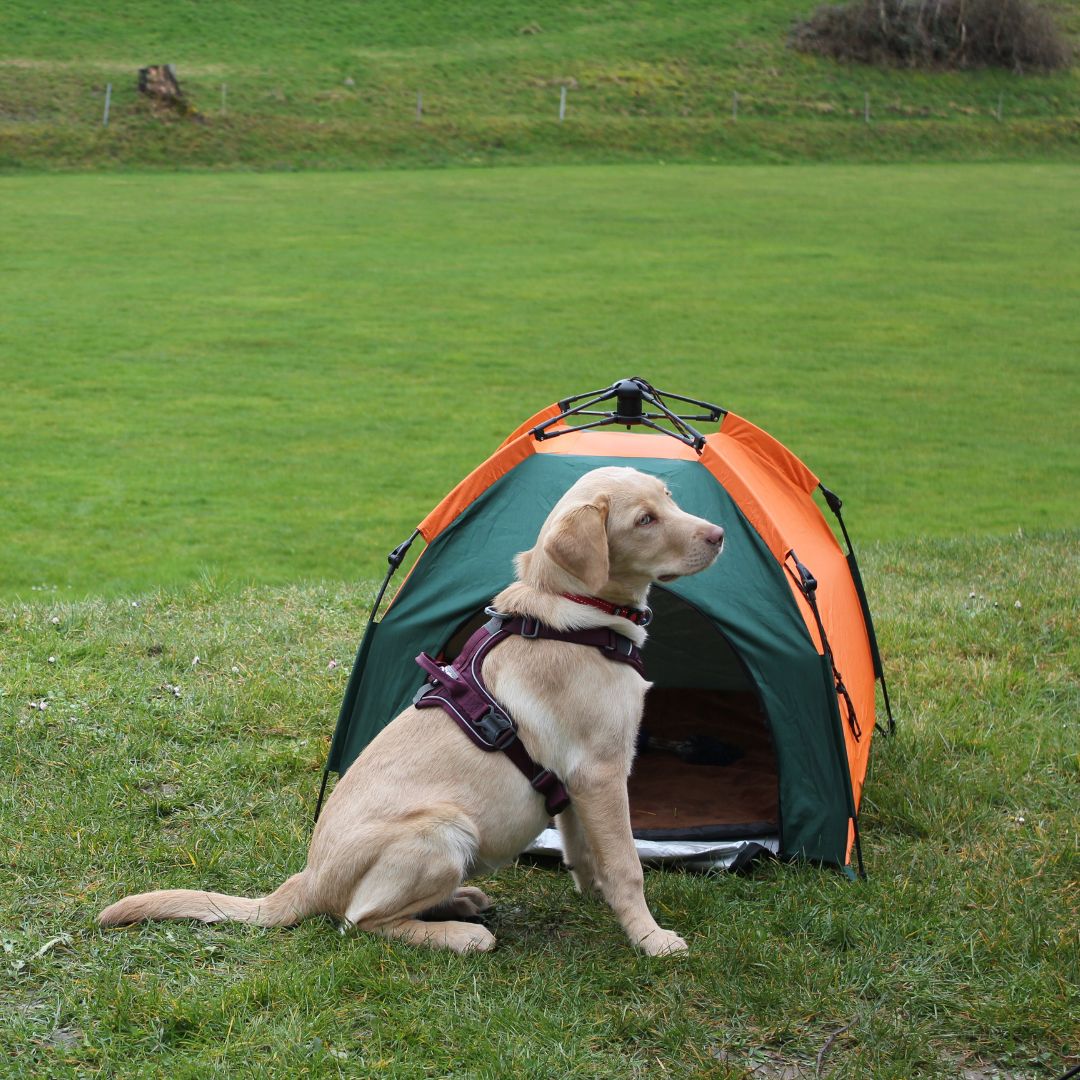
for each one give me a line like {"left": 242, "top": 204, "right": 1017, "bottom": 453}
{"left": 3, "top": 163, "right": 1079, "bottom": 600}
{"left": 3, "top": 535, "right": 1076, "bottom": 1078}
{"left": 2, "top": 0, "right": 1079, "bottom": 169}
{"left": 3, "top": 12, "right": 1079, "bottom": 1071}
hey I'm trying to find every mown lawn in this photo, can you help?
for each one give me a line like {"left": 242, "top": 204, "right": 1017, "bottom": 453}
{"left": 3, "top": 163, "right": 1079, "bottom": 600}
{"left": 2, "top": 534, "right": 1076, "bottom": 1078}
{"left": 2, "top": 153, "right": 1077, "bottom": 1077}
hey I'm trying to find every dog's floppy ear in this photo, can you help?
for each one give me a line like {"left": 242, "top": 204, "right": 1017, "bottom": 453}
{"left": 542, "top": 497, "right": 610, "bottom": 593}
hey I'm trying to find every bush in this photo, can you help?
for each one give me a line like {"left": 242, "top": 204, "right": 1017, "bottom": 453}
{"left": 792, "top": 0, "right": 1073, "bottom": 72}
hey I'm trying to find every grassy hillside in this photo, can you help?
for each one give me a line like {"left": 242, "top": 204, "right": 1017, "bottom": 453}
{"left": 2, "top": 535, "right": 1076, "bottom": 1078}
{"left": 1, "top": 0, "right": 1078, "bottom": 169}
{"left": 3, "top": 164, "right": 1078, "bottom": 600}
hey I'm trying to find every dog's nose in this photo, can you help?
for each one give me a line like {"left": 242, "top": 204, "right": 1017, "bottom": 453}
{"left": 704, "top": 525, "right": 724, "bottom": 548}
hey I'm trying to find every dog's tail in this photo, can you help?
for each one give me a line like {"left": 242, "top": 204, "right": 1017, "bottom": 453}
{"left": 98, "top": 872, "right": 311, "bottom": 929}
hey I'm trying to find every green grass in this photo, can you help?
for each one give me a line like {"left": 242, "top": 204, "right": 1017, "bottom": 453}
{"left": 2, "top": 0, "right": 1079, "bottom": 169}
{"left": 3, "top": 163, "right": 1079, "bottom": 600}
{"left": 2, "top": 534, "right": 1076, "bottom": 1078}
{"left": 3, "top": 19, "right": 1078, "bottom": 1067}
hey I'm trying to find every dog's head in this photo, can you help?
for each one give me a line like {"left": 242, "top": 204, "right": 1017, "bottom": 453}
{"left": 518, "top": 467, "right": 724, "bottom": 598}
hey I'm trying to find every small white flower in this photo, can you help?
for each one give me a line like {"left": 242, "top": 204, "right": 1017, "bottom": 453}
{"left": 50, "top": 616, "right": 60, "bottom": 625}
{"left": 327, "top": 659, "right": 339, "bottom": 671}
{"left": 131, "top": 601, "right": 139, "bottom": 608}
{"left": 231, "top": 665, "right": 240, "bottom": 674}
{"left": 48, "top": 656, "right": 56, "bottom": 664}
{"left": 192, "top": 656, "right": 200, "bottom": 667}
{"left": 1014, "top": 600, "right": 1022, "bottom": 609}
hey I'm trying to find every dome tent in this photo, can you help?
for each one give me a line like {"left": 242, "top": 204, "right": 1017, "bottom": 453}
{"left": 320, "top": 379, "right": 893, "bottom": 874}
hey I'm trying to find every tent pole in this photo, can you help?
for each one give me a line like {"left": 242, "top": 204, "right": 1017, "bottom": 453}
{"left": 313, "top": 530, "right": 421, "bottom": 823}
{"left": 786, "top": 551, "right": 868, "bottom": 877}
{"left": 819, "top": 485, "right": 896, "bottom": 735}
{"left": 313, "top": 769, "right": 332, "bottom": 824}
{"left": 532, "top": 377, "right": 724, "bottom": 452}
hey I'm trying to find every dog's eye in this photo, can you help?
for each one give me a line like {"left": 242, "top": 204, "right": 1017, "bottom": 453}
{"left": 638, "top": 513, "right": 655, "bottom": 526}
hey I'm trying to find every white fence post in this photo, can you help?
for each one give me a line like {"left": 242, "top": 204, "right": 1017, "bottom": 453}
{"left": 103, "top": 83, "right": 112, "bottom": 126}
{"left": 559, "top": 85, "right": 567, "bottom": 122}
{"left": 416, "top": 90, "right": 423, "bottom": 119}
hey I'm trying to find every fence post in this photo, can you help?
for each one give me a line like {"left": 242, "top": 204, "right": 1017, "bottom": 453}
{"left": 559, "top": 84, "right": 567, "bottom": 122}
{"left": 416, "top": 90, "right": 423, "bottom": 120}
{"left": 864, "top": 92, "right": 870, "bottom": 123}
{"left": 102, "top": 83, "right": 112, "bottom": 126}
{"left": 222, "top": 83, "right": 228, "bottom": 115}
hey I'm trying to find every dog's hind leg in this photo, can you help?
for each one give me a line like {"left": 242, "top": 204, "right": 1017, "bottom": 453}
{"left": 374, "top": 916, "right": 496, "bottom": 953}
{"left": 343, "top": 811, "right": 496, "bottom": 954}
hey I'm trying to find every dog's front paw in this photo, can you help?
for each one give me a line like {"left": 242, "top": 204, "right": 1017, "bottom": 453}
{"left": 636, "top": 927, "right": 688, "bottom": 956}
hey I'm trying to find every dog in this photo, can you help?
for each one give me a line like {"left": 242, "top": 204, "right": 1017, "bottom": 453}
{"left": 99, "top": 467, "right": 724, "bottom": 955}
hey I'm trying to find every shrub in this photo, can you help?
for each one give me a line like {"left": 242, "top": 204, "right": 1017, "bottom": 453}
{"left": 791, "top": 0, "right": 1073, "bottom": 72}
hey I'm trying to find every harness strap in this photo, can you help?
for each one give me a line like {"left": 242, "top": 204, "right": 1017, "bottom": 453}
{"left": 413, "top": 612, "right": 645, "bottom": 816}
{"left": 500, "top": 614, "right": 647, "bottom": 677}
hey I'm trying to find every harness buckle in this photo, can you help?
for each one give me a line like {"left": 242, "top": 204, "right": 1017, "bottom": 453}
{"left": 530, "top": 768, "right": 555, "bottom": 793}
{"left": 605, "top": 631, "right": 635, "bottom": 659}
{"left": 519, "top": 617, "right": 541, "bottom": 639}
{"left": 474, "top": 707, "right": 517, "bottom": 750}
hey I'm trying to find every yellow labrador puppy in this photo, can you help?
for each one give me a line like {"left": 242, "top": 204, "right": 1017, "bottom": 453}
{"left": 100, "top": 467, "right": 724, "bottom": 955}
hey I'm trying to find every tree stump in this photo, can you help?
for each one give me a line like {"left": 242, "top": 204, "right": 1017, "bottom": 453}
{"left": 137, "top": 65, "right": 201, "bottom": 119}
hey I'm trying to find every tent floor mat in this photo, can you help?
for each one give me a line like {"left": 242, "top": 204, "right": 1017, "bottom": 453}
{"left": 527, "top": 827, "right": 779, "bottom": 870}
{"left": 629, "top": 688, "right": 779, "bottom": 837}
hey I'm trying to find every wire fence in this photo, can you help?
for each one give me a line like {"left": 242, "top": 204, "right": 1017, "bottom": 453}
{"left": 1, "top": 64, "right": 1073, "bottom": 129}
{"left": 95, "top": 87, "right": 1076, "bottom": 126}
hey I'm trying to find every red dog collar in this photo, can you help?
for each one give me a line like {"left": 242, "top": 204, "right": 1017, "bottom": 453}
{"left": 561, "top": 593, "right": 652, "bottom": 626}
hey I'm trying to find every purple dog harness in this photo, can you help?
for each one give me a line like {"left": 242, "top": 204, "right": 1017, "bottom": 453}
{"left": 413, "top": 608, "right": 646, "bottom": 816}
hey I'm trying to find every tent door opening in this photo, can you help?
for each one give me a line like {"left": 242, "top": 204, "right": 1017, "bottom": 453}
{"left": 630, "top": 588, "right": 779, "bottom": 843}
